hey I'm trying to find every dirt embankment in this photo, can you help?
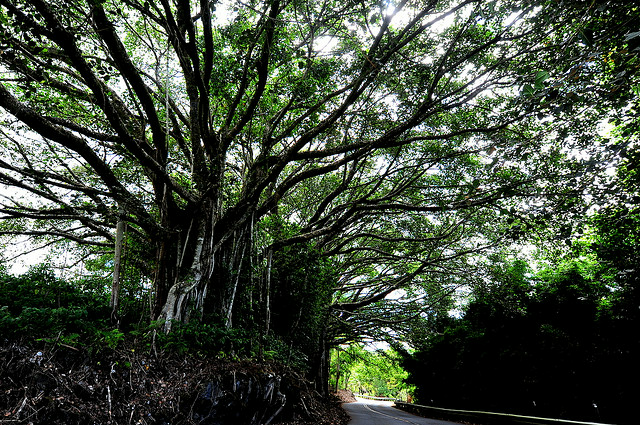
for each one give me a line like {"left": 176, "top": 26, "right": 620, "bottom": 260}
{"left": 335, "top": 390, "right": 357, "bottom": 403}
{"left": 0, "top": 341, "right": 349, "bottom": 425}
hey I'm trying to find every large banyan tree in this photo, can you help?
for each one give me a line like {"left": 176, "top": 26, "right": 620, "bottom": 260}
{"left": 0, "top": 0, "right": 634, "bottom": 374}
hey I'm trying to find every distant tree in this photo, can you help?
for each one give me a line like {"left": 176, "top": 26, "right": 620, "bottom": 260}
{"left": 332, "top": 344, "right": 413, "bottom": 399}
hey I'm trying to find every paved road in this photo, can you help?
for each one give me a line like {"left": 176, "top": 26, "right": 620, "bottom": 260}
{"left": 343, "top": 398, "right": 460, "bottom": 425}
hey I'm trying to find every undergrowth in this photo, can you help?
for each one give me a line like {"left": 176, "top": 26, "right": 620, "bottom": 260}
{"left": 0, "top": 264, "right": 307, "bottom": 368}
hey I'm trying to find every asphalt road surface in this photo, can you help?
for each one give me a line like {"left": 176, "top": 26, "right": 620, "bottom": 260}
{"left": 343, "top": 398, "right": 461, "bottom": 425}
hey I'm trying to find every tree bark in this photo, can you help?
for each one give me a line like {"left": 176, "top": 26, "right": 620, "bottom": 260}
{"left": 154, "top": 200, "right": 254, "bottom": 332}
{"left": 309, "top": 326, "right": 331, "bottom": 396}
{"left": 156, "top": 215, "right": 214, "bottom": 332}
{"left": 110, "top": 217, "right": 126, "bottom": 325}
{"left": 265, "top": 249, "right": 273, "bottom": 337}
{"left": 334, "top": 347, "right": 341, "bottom": 393}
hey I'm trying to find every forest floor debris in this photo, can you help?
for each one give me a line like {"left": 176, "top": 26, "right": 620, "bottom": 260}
{"left": 0, "top": 340, "right": 349, "bottom": 425}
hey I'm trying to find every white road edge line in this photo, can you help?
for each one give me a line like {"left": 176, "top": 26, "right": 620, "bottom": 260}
{"left": 363, "top": 403, "right": 421, "bottom": 425}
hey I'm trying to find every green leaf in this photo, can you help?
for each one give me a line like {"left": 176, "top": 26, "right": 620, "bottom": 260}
{"left": 522, "top": 84, "right": 535, "bottom": 97}
{"left": 534, "top": 70, "right": 550, "bottom": 89}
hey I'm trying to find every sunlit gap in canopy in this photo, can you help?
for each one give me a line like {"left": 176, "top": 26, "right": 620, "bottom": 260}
{"left": 0, "top": 123, "right": 87, "bottom": 275}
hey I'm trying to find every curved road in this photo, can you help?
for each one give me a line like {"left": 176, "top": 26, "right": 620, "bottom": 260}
{"left": 343, "top": 398, "right": 460, "bottom": 425}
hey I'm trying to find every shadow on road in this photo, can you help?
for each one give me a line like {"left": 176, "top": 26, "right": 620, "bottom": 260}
{"left": 343, "top": 398, "right": 463, "bottom": 425}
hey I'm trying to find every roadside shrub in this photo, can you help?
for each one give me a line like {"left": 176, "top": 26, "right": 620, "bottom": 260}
{"left": 0, "top": 265, "right": 109, "bottom": 343}
{"left": 140, "top": 319, "right": 252, "bottom": 356}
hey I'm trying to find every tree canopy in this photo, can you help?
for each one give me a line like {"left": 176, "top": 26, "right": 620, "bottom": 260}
{"left": 0, "top": 0, "right": 637, "bottom": 389}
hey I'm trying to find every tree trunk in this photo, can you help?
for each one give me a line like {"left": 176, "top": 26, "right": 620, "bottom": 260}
{"left": 265, "top": 249, "right": 272, "bottom": 337}
{"left": 157, "top": 216, "right": 214, "bottom": 332}
{"left": 309, "top": 326, "right": 331, "bottom": 396}
{"left": 334, "top": 347, "right": 341, "bottom": 393}
{"left": 223, "top": 230, "right": 248, "bottom": 329}
{"left": 153, "top": 200, "right": 255, "bottom": 333}
{"left": 321, "top": 343, "right": 330, "bottom": 396}
{"left": 110, "top": 218, "right": 126, "bottom": 325}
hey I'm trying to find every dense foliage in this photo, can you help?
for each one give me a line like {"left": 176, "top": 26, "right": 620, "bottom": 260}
{"left": 0, "top": 265, "right": 110, "bottom": 344}
{"left": 401, "top": 214, "right": 640, "bottom": 425}
{"left": 0, "top": 260, "right": 315, "bottom": 364}
{"left": 330, "top": 344, "right": 414, "bottom": 400}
